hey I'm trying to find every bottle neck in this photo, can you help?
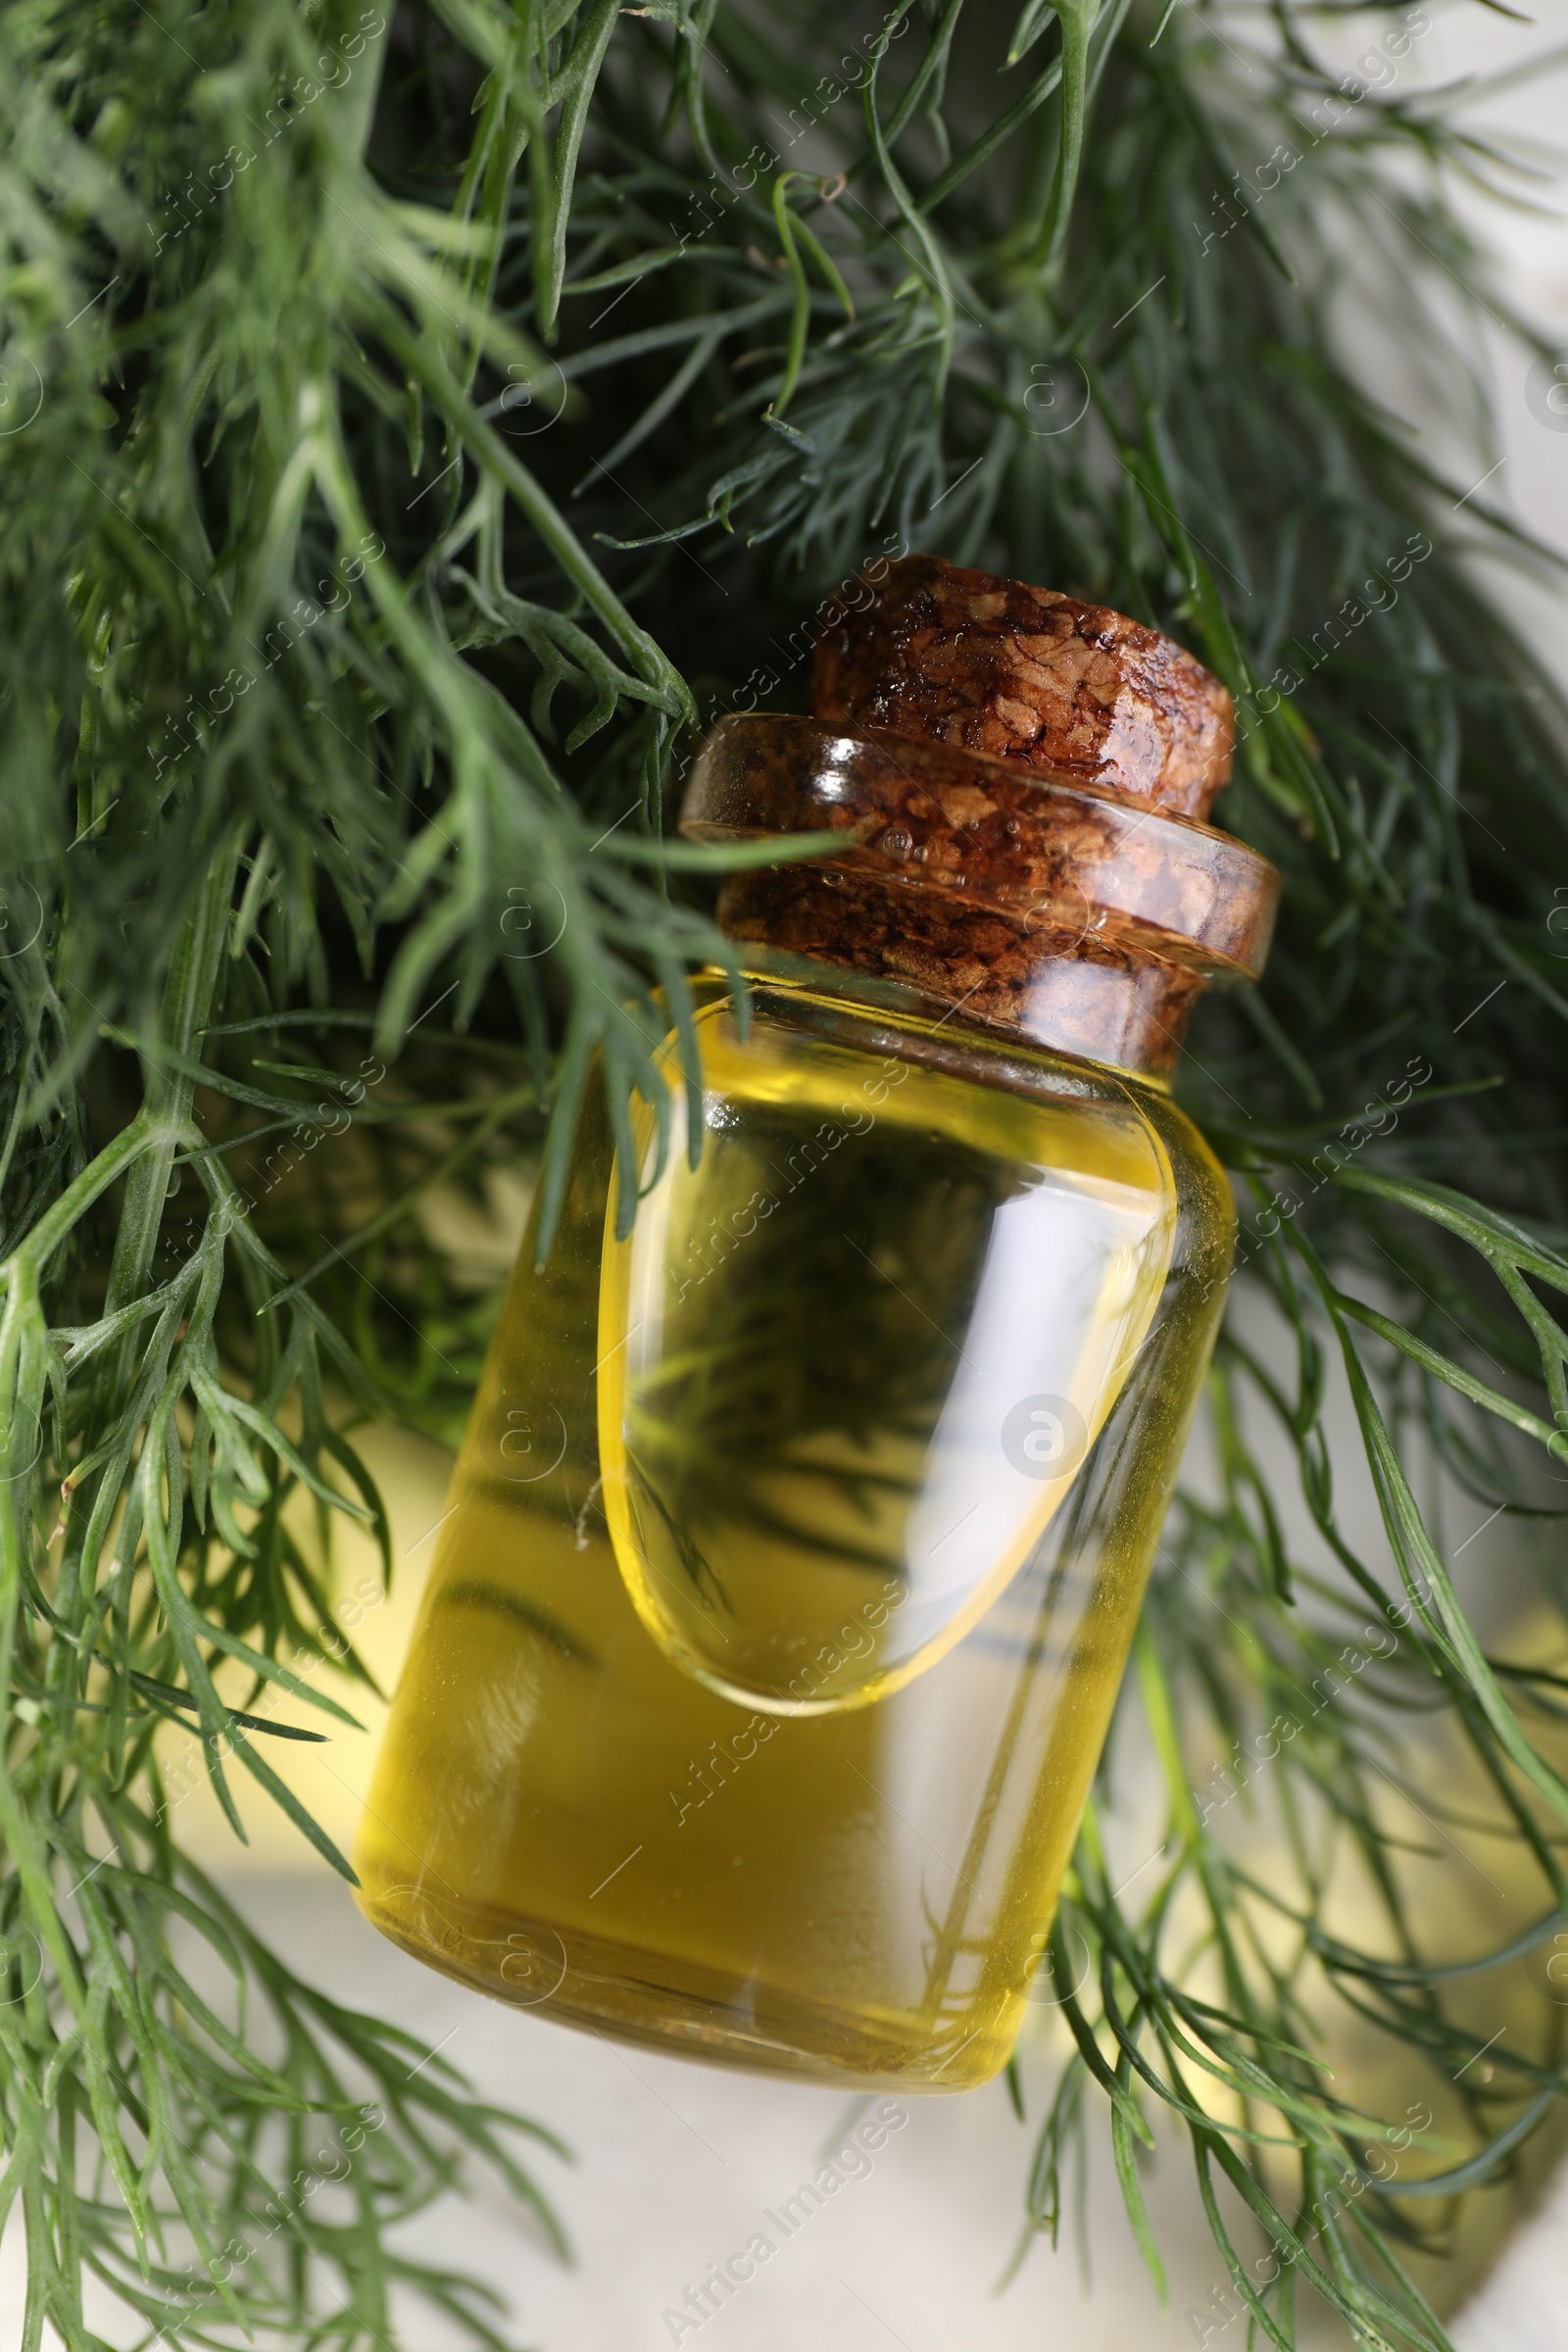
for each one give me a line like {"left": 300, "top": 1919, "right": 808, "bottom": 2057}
{"left": 715, "top": 865, "right": 1201, "bottom": 1082}
{"left": 680, "top": 713, "right": 1278, "bottom": 1086}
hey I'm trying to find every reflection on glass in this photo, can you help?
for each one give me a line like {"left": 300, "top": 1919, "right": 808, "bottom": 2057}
{"left": 600, "top": 1007, "right": 1176, "bottom": 1710}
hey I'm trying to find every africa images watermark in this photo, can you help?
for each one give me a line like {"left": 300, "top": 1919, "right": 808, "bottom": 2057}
{"left": 1193, "top": 9, "right": 1432, "bottom": 260}
{"left": 718, "top": 534, "right": 907, "bottom": 721}
{"left": 1203, "top": 1051, "right": 1436, "bottom": 1301}
{"left": 665, "top": 1581, "right": 903, "bottom": 1826}
{"left": 1235, "top": 533, "right": 1435, "bottom": 740}
{"left": 1184, "top": 2100, "right": 1435, "bottom": 2347}
{"left": 1194, "top": 1609, "right": 1407, "bottom": 1834}
{"left": 660, "top": 2099, "right": 908, "bottom": 2342}
{"left": 148, "top": 13, "right": 387, "bottom": 257}
{"left": 250, "top": 1052, "right": 389, "bottom": 1205}
{"left": 650, "top": 6, "right": 913, "bottom": 266}
{"left": 669, "top": 1031, "right": 913, "bottom": 1307}
{"left": 151, "top": 531, "right": 387, "bottom": 782}
{"left": 148, "top": 2099, "right": 389, "bottom": 2346}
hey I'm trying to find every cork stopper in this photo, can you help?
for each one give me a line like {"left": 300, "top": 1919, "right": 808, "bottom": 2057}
{"left": 680, "top": 556, "right": 1278, "bottom": 1080}
{"left": 811, "top": 554, "right": 1235, "bottom": 819}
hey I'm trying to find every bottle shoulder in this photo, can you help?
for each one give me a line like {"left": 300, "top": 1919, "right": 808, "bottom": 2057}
{"left": 689, "top": 973, "right": 1227, "bottom": 1197}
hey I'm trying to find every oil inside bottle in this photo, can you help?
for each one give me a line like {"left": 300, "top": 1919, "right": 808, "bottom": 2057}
{"left": 598, "top": 1002, "right": 1176, "bottom": 1713}
{"left": 355, "top": 988, "right": 1228, "bottom": 2088}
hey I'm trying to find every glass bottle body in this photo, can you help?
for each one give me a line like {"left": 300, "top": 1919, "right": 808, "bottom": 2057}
{"left": 355, "top": 974, "right": 1233, "bottom": 2090}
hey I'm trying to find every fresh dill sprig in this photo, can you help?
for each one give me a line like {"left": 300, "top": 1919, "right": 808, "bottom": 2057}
{"left": 2, "top": 0, "right": 1567, "bottom": 2345}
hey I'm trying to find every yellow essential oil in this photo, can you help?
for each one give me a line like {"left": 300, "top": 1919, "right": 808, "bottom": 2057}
{"left": 355, "top": 980, "right": 1234, "bottom": 2089}
{"left": 599, "top": 1001, "right": 1176, "bottom": 1711}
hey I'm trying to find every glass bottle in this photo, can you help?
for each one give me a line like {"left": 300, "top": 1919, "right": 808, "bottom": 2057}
{"left": 355, "top": 556, "right": 1278, "bottom": 2090}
